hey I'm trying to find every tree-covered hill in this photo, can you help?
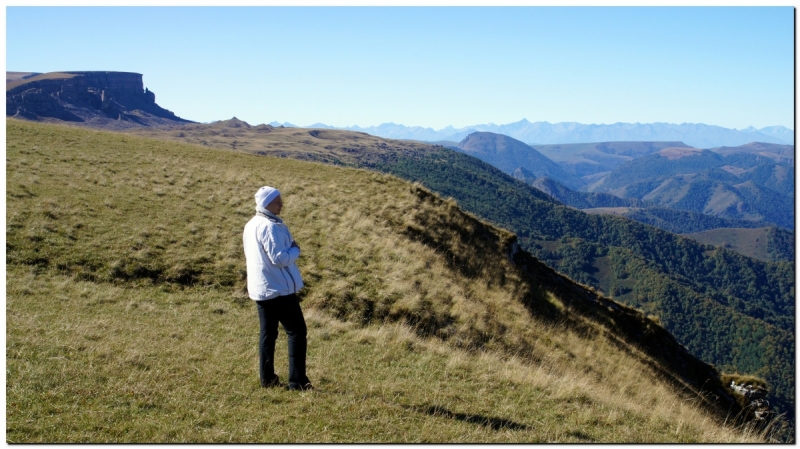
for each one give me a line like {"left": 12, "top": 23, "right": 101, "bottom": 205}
{"left": 530, "top": 177, "right": 641, "bottom": 209}
{"left": 588, "top": 150, "right": 794, "bottom": 229}
{"left": 620, "top": 207, "right": 771, "bottom": 236}
{"left": 530, "top": 176, "right": 782, "bottom": 235}
{"left": 454, "top": 132, "right": 586, "bottom": 190}
{"left": 594, "top": 149, "right": 727, "bottom": 191}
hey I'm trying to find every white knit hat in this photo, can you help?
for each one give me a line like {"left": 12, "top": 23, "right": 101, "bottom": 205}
{"left": 255, "top": 186, "right": 281, "bottom": 208}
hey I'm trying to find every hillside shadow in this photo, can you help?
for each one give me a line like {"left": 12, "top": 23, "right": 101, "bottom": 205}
{"left": 406, "top": 404, "right": 531, "bottom": 431}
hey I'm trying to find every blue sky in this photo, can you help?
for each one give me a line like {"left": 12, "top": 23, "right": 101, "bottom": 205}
{"left": 6, "top": 7, "right": 795, "bottom": 130}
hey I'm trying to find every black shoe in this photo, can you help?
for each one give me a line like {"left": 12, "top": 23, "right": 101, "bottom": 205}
{"left": 285, "top": 382, "right": 314, "bottom": 391}
{"left": 261, "top": 375, "right": 282, "bottom": 388}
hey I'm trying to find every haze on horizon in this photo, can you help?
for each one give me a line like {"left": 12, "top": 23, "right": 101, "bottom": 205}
{"left": 6, "top": 6, "right": 795, "bottom": 131}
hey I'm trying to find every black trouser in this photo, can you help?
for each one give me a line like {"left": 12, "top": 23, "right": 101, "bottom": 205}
{"left": 256, "top": 293, "right": 309, "bottom": 387}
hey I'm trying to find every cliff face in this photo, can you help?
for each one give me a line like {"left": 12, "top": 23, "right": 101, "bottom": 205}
{"left": 6, "top": 71, "right": 191, "bottom": 128}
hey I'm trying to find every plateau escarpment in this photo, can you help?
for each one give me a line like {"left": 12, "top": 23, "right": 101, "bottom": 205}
{"left": 6, "top": 71, "right": 191, "bottom": 128}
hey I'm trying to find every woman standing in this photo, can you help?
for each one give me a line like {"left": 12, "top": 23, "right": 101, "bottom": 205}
{"left": 243, "top": 186, "right": 313, "bottom": 391}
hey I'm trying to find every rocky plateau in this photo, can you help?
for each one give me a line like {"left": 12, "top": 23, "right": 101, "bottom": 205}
{"left": 6, "top": 71, "right": 191, "bottom": 129}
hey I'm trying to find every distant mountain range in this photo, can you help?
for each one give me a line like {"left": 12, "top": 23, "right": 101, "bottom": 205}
{"left": 587, "top": 147, "right": 795, "bottom": 229}
{"left": 453, "top": 131, "right": 794, "bottom": 230}
{"left": 296, "top": 119, "right": 793, "bottom": 149}
{"left": 532, "top": 175, "right": 790, "bottom": 235}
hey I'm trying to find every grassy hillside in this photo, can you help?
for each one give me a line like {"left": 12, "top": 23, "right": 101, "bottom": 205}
{"left": 6, "top": 72, "right": 42, "bottom": 83}
{"left": 120, "top": 119, "right": 795, "bottom": 420}
{"left": 6, "top": 120, "right": 779, "bottom": 442}
{"left": 532, "top": 141, "right": 691, "bottom": 178}
{"left": 128, "top": 118, "right": 445, "bottom": 168}
{"left": 709, "top": 142, "right": 794, "bottom": 164}
{"left": 684, "top": 227, "right": 795, "bottom": 263}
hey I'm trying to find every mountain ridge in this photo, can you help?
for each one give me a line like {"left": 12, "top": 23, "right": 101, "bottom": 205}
{"left": 529, "top": 175, "right": 783, "bottom": 235}
{"left": 588, "top": 149, "right": 794, "bottom": 229}
{"left": 297, "top": 119, "right": 793, "bottom": 148}
{"left": 533, "top": 141, "right": 694, "bottom": 179}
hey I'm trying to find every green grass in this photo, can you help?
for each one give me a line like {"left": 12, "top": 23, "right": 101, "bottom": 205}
{"left": 6, "top": 119, "right": 779, "bottom": 442}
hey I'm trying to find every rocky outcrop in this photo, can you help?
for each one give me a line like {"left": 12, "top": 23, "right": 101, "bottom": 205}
{"left": 730, "top": 381, "right": 773, "bottom": 421}
{"left": 6, "top": 71, "right": 192, "bottom": 128}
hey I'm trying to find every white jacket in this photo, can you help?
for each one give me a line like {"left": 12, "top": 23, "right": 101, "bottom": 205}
{"left": 243, "top": 211, "right": 304, "bottom": 300}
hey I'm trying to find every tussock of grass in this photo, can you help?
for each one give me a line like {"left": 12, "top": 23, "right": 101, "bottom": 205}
{"left": 721, "top": 374, "right": 769, "bottom": 389}
{"left": 6, "top": 120, "right": 779, "bottom": 442}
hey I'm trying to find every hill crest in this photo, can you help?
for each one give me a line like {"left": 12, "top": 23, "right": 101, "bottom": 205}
{"left": 657, "top": 147, "right": 704, "bottom": 160}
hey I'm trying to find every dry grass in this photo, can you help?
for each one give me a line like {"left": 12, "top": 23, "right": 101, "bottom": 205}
{"left": 7, "top": 265, "right": 773, "bottom": 443}
{"left": 125, "top": 118, "right": 439, "bottom": 167}
{"left": 6, "top": 119, "right": 777, "bottom": 442}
